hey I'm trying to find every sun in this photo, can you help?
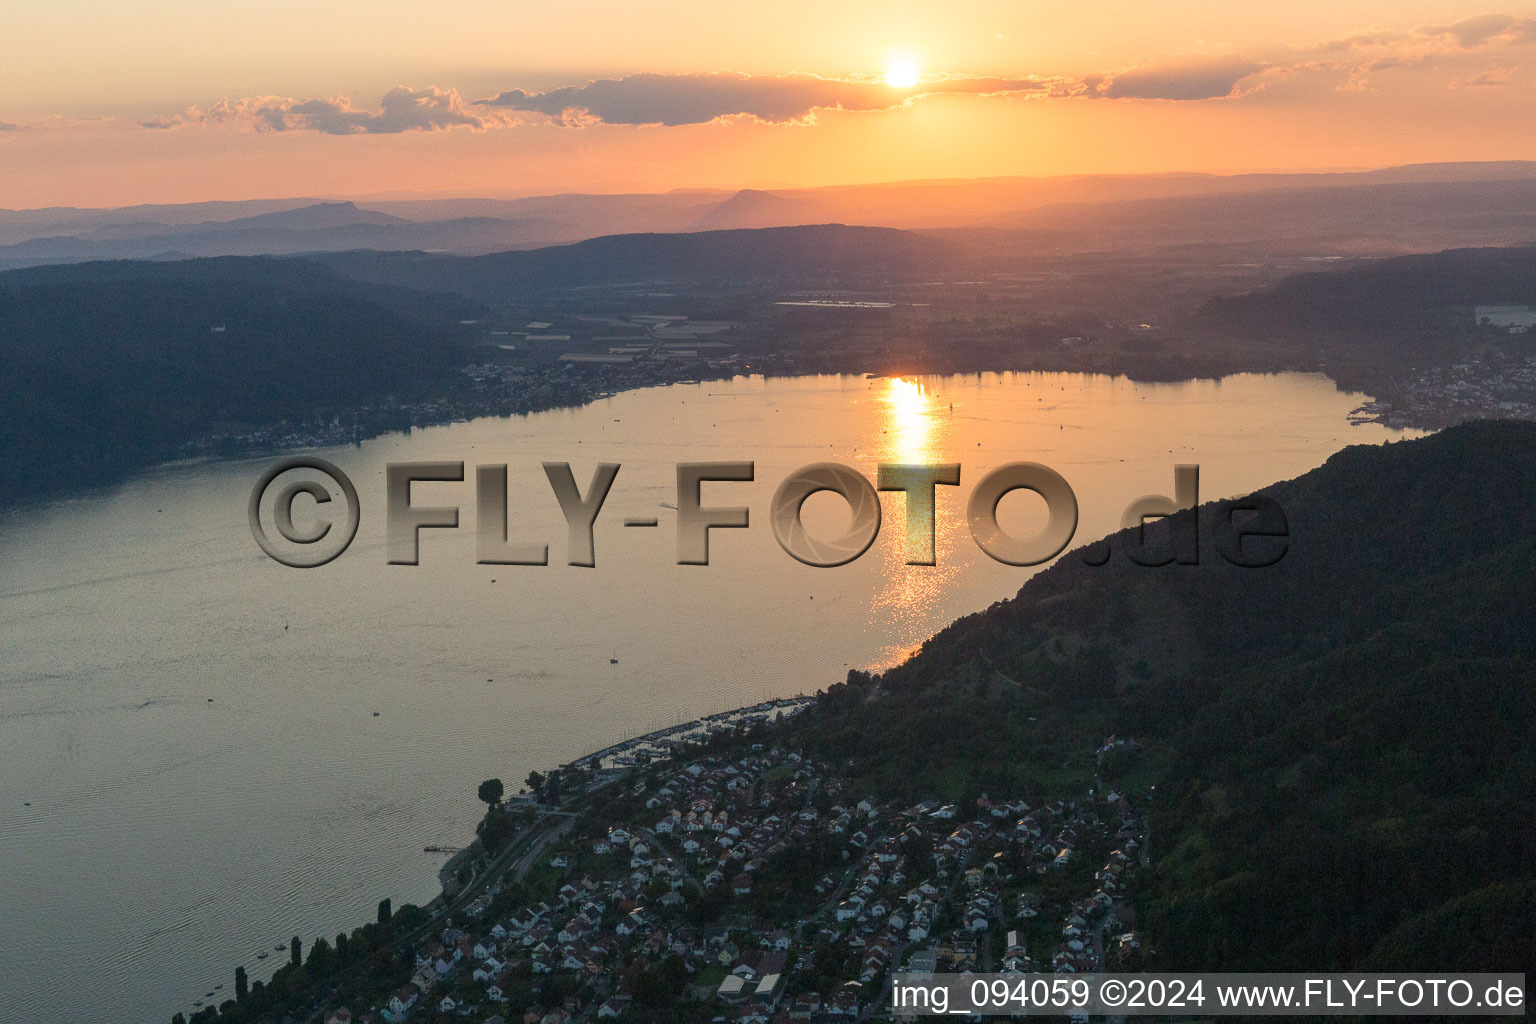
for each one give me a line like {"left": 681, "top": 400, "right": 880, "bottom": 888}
{"left": 884, "top": 52, "right": 922, "bottom": 89}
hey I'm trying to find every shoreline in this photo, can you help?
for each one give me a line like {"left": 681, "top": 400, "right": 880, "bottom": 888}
{"left": 176, "top": 693, "right": 822, "bottom": 1018}
{"left": 1, "top": 362, "right": 1410, "bottom": 517}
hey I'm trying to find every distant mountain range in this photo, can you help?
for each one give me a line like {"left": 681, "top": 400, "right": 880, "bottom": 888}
{"left": 998, "top": 177, "right": 1536, "bottom": 254}
{"left": 5, "top": 161, "right": 1536, "bottom": 269}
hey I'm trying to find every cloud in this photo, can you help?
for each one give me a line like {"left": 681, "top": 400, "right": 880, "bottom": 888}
{"left": 1270, "top": 14, "right": 1536, "bottom": 92}
{"left": 1311, "top": 32, "right": 1404, "bottom": 53}
{"left": 143, "top": 86, "right": 484, "bottom": 134}
{"left": 1090, "top": 56, "right": 1265, "bottom": 100}
{"left": 137, "top": 65, "right": 1259, "bottom": 136}
{"left": 474, "top": 64, "right": 1276, "bottom": 126}
{"left": 1453, "top": 65, "right": 1519, "bottom": 86}
{"left": 0, "top": 121, "right": 22, "bottom": 131}
{"left": 1303, "top": 12, "right": 1536, "bottom": 54}
{"left": 476, "top": 71, "right": 1071, "bottom": 126}
{"left": 1422, "top": 13, "right": 1536, "bottom": 48}
{"left": 134, "top": 18, "right": 1535, "bottom": 139}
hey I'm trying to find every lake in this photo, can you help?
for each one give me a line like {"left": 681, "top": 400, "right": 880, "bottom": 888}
{"left": 0, "top": 371, "right": 1417, "bottom": 1023}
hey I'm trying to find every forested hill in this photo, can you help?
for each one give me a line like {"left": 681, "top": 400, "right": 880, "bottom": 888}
{"left": 0, "top": 257, "right": 481, "bottom": 500}
{"left": 1203, "top": 245, "right": 1536, "bottom": 334}
{"left": 305, "top": 224, "right": 957, "bottom": 302}
{"left": 788, "top": 420, "right": 1536, "bottom": 973}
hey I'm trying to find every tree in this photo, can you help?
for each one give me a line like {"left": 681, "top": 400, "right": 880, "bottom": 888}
{"left": 525, "top": 770, "right": 546, "bottom": 802}
{"left": 478, "top": 777, "right": 505, "bottom": 809}
{"left": 378, "top": 897, "right": 392, "bottom": 928}
{"left": 234, "top": 966, "right": 248, "bottom": 1003}
{"left": 633, "top": 955, "right": 689, "bottom": 1008}
{"left": 290, "top": 935, "right": 302, "bottom": 968}
{"left": 172, "top": 1014, "right": 187, "bottom": 1024}
{"left": 478, "top": 804, "right": 517, "bottom": 848}
{"left": 306, "top": 936, "right": 334, "bottom": 975}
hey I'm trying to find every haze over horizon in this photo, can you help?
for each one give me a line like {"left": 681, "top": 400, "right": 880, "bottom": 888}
{"left": 6, "top": 160, "right": 1536, "bottom": 213}
{"left": 4, "top": 1, "right": 1536, "bottom": 208}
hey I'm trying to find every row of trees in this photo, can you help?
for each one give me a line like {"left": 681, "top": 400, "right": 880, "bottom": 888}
{"left": 476, "top": 767, "right": 569, "bottom": 813}
{"left": 171, "top": 900, "right": 429, "bottom": 1024}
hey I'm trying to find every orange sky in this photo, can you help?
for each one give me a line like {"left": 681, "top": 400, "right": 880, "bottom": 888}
{"left": 2, "top": 1, "right": 1535, "bottom": 207}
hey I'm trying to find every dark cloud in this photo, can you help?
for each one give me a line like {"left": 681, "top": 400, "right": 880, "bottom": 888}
{"left": 1093, "top": 57, "right": 1265, "bottom": 100}
{"left": 143, "top": 87, "right": 483, "bottom": 134}
{"left": 138, "top": 64, "right": 1258, "bottom": 135}
{"left": 1422, "top": 13, "right": 1536, "bottom": 47}
{"left": 476, "top": 72, "right": 1064, "bottom": 126}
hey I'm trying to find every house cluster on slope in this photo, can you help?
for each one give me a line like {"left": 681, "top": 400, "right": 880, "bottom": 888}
{"left": 313, "top": 737, "right": 1147, "bottom": 1024}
